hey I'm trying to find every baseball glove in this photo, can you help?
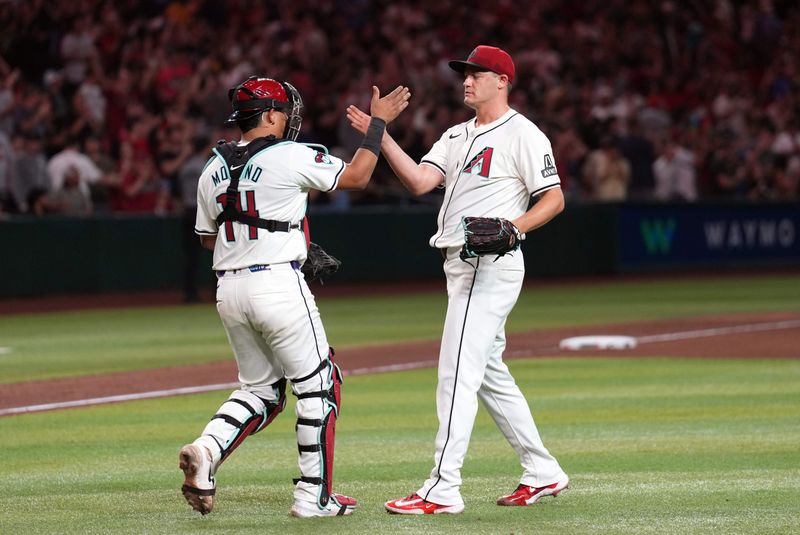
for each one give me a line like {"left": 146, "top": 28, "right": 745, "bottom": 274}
{"left": 302, "top": 242, "right": 342, "bottom": 283}
{"left": 460, "top": 216, "right": 521, "bottom": 261}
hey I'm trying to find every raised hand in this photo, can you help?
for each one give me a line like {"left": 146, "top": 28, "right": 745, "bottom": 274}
{"left": 345, "top": 104, "right": 371, "bottom": 135}
{"left": 368, "top": 85, "right": 411, "bottom": 124}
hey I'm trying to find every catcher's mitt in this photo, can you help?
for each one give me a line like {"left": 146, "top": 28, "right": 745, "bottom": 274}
{"left": 302, "top": 242, "right": 342, "bottom": 283}
{"left": 460, "top": 216, "right": 521, "bottom": 261}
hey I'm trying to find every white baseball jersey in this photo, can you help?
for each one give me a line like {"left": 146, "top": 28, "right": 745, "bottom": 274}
{"left": 413, "top": 108, "right": 568, "bottom": 506}
{"left": 195, "top": 140, "right": 345, "bottom": 270}
{"left": 420, "top": 108, "right": 561, "bottom": 248}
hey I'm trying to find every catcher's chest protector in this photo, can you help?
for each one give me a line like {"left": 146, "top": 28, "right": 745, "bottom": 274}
{"left": 213, "top": 137, "right": 301, "bottom": 233}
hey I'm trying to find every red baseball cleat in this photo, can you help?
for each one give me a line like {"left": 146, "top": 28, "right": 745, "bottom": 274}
{"left": 385, "top": 493, "right": 465, "bottom": 515}
{"left": 496, "top": 478, "right": 570, "bottom": 506}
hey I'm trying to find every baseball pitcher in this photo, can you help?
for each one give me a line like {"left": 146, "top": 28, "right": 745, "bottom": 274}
{"left": 347, "top": 45, "right": 569, "bottom": 514}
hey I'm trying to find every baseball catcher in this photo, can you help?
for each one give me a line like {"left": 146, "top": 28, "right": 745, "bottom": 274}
{"left": 460, "top": 216, "right": 521, "bottom": 261}
{"left": 181, "top": 75, "right": 410, "bottom": 518}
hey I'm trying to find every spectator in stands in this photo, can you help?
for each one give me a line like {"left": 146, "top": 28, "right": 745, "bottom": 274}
{"left": 706, "top": 137, "right": 746, "bottom": 199}
{"left": 83, "top": 135, "right": 118, "bottom": 212}
{"left": 0, "top": 129, "right": 12, "bottom": 214}
{"left": 47, "top": 137, "right": 96, "bottom": 188}
{"left": 10, "top": 133, "right": 49, "bottom": 213}
{"left": 177, "top": 136, "right": 211, "bottom": 302}
{"left": 60, "top": 13, "right": 99, "bottom": 94}
{"left": 653, "top": 140, "right": 697, "bottom": 202}
{"left": 47, "top": 137, "right": 108, "bottom": 207}
{"left": 618, "top": 118, "right": 656, "bottom": 200}
{"left": 779, "top": 155, "right": 800, "bottom": 200}
{"left": 1, "top": 0, "right": 799, "bottom": 208}
{"left": 12, "top": 84, "right": 53, "bottom": 142}
{"left": 42, "top": 70, "right": 72, "bottom": 138}
{"left": 110, "top": 149, "right": 169, "bottom": 214}
{"left": 0, "top": 63, "right": 18, "bottom": 136}
{"left": 552, "top": 126, "right": 588, "bottom": 200}
{"left": 50, "top": 165, "right": 92, "bottom": 215}
{"left": 156, "top": 114, "right": 195, "bottom": 196}
{"left": 582, "top": 136, "right": 631, "bottom": 201}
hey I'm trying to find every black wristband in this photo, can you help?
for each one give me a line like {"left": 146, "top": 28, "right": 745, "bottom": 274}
{"left": 360, "top": 117, "right": 386, "bottom": 156}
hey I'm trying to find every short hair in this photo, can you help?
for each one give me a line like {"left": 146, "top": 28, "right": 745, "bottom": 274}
{"left": 236, "top": 112, "right": 263, "bottom": 134}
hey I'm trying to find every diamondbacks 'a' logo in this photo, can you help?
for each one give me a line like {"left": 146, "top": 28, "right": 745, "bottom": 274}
{"left": 463, "top": 147, "right": 494, "bottom": 177}
{"left": 541, "top": 154, "right": 558, "bottom": 178}
{"left": 315, "top": 151, "right": 332, "bottom": 164}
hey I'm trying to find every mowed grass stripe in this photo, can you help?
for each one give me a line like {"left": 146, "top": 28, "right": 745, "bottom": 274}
{"left": 1, "top": 274, "right": 799, "bottom": 384}
{"left": 1, "top": 358, "right": 798, "bottom": 534}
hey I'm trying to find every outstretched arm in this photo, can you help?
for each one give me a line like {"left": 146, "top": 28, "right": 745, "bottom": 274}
{"left": 337, "top": 86, "right": 412, "bottom": 190}
{"left": 346, "top": 105, "right": 444, "bottom": 196}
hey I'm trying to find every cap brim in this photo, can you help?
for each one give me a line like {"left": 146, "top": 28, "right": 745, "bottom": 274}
{"left": 448, "top": 60, "right": 492, "bottom": 74}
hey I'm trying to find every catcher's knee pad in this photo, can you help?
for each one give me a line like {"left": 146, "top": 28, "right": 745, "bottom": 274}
{"left": 291, "top": 349, "right": 343, "bottom": 507}
{"left": 200, "top": 380, "right": 287, "bottom": 465}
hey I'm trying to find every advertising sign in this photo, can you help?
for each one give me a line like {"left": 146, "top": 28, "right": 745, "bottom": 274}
{"left": 619, "top": 204, "right": 800, "bottom": 269}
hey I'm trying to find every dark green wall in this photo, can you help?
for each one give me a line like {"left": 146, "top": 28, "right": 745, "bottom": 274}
{"left": 2, "top": 215, "right": 187, "bottom": 297}
{"left": 309, "top": 204, "right": 617, "bottom": 280}
{"left": 5, "top": 202, "right": 794, "bottom": 299}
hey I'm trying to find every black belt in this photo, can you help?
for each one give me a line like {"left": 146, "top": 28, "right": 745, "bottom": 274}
{"left": 216, "top": 260, "right": 300, "bottom": 277}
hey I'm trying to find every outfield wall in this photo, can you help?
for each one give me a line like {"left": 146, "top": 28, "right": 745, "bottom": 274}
{"left": 1, "top": 202, "right": 798, "bottom": 298}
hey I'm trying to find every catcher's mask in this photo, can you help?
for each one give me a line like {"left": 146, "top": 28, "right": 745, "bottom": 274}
{"left": 225, "top": 76, "right": 303, "bottom": 141}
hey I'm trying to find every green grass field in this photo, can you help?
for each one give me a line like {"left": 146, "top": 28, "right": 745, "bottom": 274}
{"left": 1, "top": 275, "right": 798, "bottom": 383}
{"left": 1, "top": 274, "right": 799, "bottom": 534}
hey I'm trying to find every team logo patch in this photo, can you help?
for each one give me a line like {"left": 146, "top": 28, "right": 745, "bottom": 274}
{"left": 463, "top": 147, "right": 494, "bottom": 178}
{"left": 541, "top": 154, "right": 558, "bottom": 178}
{"left": 315, "top": 151, "right": 333, "bottom": 164}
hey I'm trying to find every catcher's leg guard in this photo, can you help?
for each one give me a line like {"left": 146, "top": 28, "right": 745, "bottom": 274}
{"left": 196, "top": 381, "right": 287, "bottom": 468}
{"left": 291, "top": 350, "right": 343, "bottom": 508}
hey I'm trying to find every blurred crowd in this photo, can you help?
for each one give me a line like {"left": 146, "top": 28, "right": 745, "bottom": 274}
{"left": 1, "top": 0, "right": 799, "bottom": 218}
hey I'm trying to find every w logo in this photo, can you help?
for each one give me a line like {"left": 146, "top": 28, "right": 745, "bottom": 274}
{"left": 463, "top": 147, "right": 494, "bottom": 178}
{"left": 640, "top": 219, "right": 677, "bottom": 255}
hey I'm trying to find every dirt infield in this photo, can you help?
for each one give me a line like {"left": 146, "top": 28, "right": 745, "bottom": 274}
{"left": 2, "top": 311, "right": 798, "bottom": 415}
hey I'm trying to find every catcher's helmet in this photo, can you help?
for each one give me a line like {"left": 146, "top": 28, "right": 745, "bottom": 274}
{"left": 226, "top": 76, "right": 304, "bottom": 141}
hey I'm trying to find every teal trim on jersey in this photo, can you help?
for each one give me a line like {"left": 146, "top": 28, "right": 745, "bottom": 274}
{"left": 245, "top": 139, "right": 293, "bottom": 163}
{"left": 201, "top": 155, "right": 217, "bottom": 173}
{"left": 211, "top": 140, "right": 292, "bottom": 178}
{"left": 211, "top": 147, "right": 231, "bottom": 178}
{"left": 302, "top": 143, "right": 329, "bottom": 155}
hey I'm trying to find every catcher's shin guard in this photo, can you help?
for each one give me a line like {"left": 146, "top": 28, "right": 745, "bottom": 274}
{"left": 198, "top": 381, "right": 287, "bottom": 467}
{"left": 291, "top": 350, "right": 343, "bottom": 507}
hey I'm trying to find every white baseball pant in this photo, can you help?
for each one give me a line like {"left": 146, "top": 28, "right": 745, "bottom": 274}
{"left": 417, "top": 248, "right": 567, "bottom": 506}
{"left": 213, "top": 262, "right": 334, "bottom": 505}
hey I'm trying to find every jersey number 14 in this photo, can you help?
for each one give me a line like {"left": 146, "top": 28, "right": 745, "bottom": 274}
{"left": 215, "top": 191, "right": 259, "bottom": 241}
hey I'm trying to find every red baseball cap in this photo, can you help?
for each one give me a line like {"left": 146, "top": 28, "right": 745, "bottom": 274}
{"left": 449, "top": 45, "right": 516, "bottom": 84}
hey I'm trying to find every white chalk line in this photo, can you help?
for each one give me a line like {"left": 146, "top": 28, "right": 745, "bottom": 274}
{"left": 2, "top": 319, "right": 797, "bottom": 417}
{"left": 635, "top": 319, "right": 800, "bottom": 343}
{"left": 0, "top": 360, "right": 440, "bottom": 417}
{"left": 347, "top": 359, "right": 438, "bottom": 376}
{"left": 0, "top": 382, "right": 239, "bottom": 416}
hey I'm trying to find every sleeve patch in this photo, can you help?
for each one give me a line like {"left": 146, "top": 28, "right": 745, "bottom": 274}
{"left": 541, "top": 154, "right": 558, "bottom": 178}
{"left": 315, "top": 151, "right": 333, "bottom": 164}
